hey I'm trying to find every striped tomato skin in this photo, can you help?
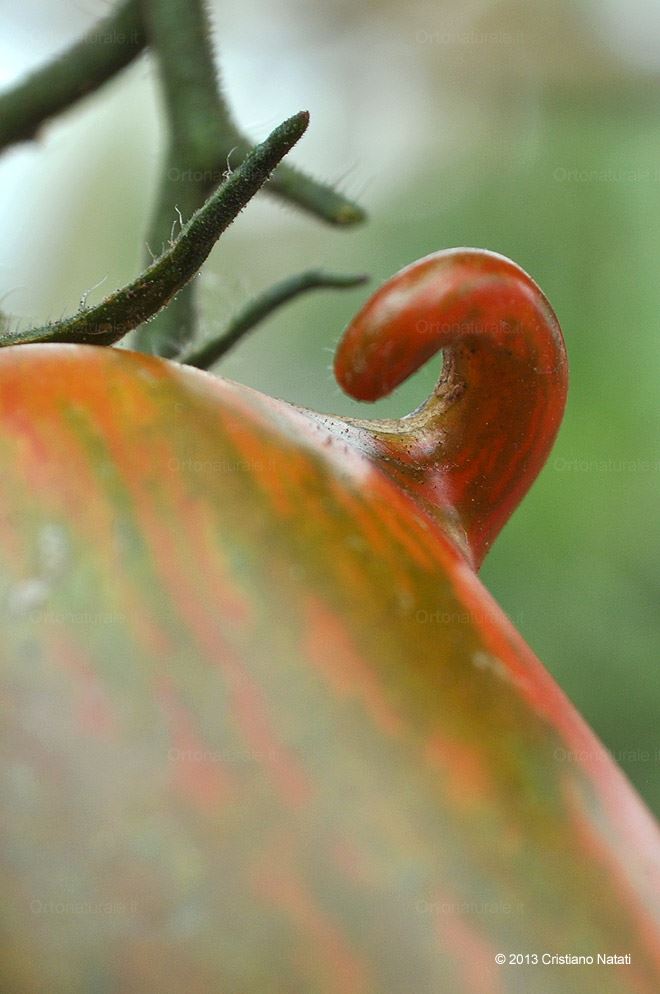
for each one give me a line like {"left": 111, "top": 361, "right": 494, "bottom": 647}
{"left": 0, "top": 344, "right": 658, "bottom": 994}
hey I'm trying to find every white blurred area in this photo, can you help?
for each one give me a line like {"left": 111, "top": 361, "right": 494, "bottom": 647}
{"left": 0, "top": 0, "right": 656, "bottom": 323}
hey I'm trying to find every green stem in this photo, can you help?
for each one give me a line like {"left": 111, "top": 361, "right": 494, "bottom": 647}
{"left": 134, "top": 0, "right": 234, "bottom": 357}
{"left": 0, "top": 1, "right": 145, "bottom": 152}
{"left": 181, "top": 269, "right": 369, "bottom": 370}
{"left": 0, "top": 0, "right": 365, "bottom": 226}
{"left": 0, "top": 113, "right": 309, "bottom": 350}
{"left": 137, "top": 0, "right": 365, "bottom": 228}
{"left": 267, "top": 165, "right": 365, "bottom": 226}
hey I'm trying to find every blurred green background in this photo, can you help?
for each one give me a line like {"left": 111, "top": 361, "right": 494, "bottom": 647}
{"left": 1, "top": 0, "right": 658, "bottom": 812}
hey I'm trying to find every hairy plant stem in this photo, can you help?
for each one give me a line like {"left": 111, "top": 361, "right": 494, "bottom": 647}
{"left": 181, "top": 270, "right": 368, "bottom": 369}
{"left": 0, "top": 114, "right": 309, "bottom": 350}
{"left": 133, "top": 0, "right": 233, "bottom": 356}
{"left": 134, "top": 0, "right": 364, "bottom": 227}
{"left": 0, "top": 0, "right": 365, "bottom": 222}
{"left": 135, "top": 0, "right": 365, "bottom": 357}
{"left": 0, "top": 1, "right": 145, "bottom": 152}
{"left": 0, "top": 1, "right": 366, "bottom": 364}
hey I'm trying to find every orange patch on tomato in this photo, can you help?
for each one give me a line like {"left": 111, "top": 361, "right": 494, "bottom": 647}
{"left": 304, "top": 596, "right": 404, "bottom": 739}
{"left": 225, "top": 644, "right": 312, "bottom": 808}
{"left": 370, "top": 483, "right": 438, "bottom": 571}
{"left": 50, "top": 633, "right": 119, "bottom": 739}
{"left": 433, "top": 898, "right": 503, "bottom": 994}
{"left": 252, "top": 841, "right": 373, "bottom": 994}
{"left": 425, "top": 732, "right": 492, "bottom": 809}
{"left": 157, "top": 676, "right": 233, "bottom": 813}
{"left": 563, "top": 775, "right": 660, "bottom": 982}
{"left": 331, "top": 834, "right": 375, "bottom": 888}
{"left": 218, "top": 410, "right": 297, "bottom": 518}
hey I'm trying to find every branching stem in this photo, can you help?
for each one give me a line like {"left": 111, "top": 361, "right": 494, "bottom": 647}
{"left": 0, "top": 113, "right": 309, "bottom": 350}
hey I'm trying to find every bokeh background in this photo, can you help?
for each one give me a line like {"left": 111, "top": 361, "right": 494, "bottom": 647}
{"left": 1, "top": 0, "right": 658, "bottom": 813}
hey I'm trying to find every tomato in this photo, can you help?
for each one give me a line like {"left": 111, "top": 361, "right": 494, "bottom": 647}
{"left": 0, "top": 250, "right": 657, "bottom": 993}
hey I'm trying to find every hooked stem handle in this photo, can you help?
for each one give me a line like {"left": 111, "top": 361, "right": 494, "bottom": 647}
{"left": 334, "top": 249, "right": 568, "bottom": 567}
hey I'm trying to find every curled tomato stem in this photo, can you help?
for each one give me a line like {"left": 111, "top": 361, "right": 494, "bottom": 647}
{"left": 333, "top": 248, "right": 568, "bottom": 567}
